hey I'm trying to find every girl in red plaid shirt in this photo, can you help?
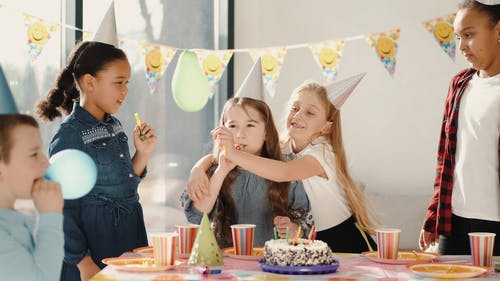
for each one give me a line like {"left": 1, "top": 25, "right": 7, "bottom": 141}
{"left": 419, "top": 0, "right": 500, "bottom": 255}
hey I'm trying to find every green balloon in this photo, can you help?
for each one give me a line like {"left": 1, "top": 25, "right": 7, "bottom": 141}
{"left": 172, "top": 50, "right": 210, "bottom": 112}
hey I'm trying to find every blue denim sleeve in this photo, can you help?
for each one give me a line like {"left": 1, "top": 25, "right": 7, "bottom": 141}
{"left": 288, "top": 180, "right": 313, "bottom": 238}
{"left": 180, "top": 190, "right": 203, "bottom": 224}
{"left": 49, "top": 123, "right": 84, "bottom": 156}
{"left": 138, "top": 167, "right": 147, "bottom": 180}
{"left": 49, "top": 124, "right": 88, "bottom": 265}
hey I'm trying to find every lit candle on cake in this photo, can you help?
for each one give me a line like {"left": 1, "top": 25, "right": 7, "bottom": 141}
{"left": 308, "top": 225, "right": 316, "bottom": 241}
{"left": 291, "top": 226, "right": 302, "bottom": 246}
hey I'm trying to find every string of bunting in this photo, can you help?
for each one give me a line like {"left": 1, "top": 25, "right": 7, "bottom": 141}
{"left": 1, "top": 3, "right": 457, "bottom": 111}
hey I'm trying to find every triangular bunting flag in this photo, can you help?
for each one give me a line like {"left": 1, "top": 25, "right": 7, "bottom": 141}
{"left": 194, "top": 49, "right": 234, "bottom": 98}
{"left": 0, "top": 65, "right": 19, "bottom": 114}
{"left": 235, "top": 57, "right": 265, "bottom": 100}
{"left": 142, "top": 43, "right": 177, "bottom": 94}
{"left": 24, "top": 14, "right": 58, "bottom": 62}
{"left": 249, "top": 47, "right": 287, "bottom": 98}
{"left": 326, "top": 73, "right": 366, "bottom": 109}
{"left": 423, "top": 13, "right": 456, "bottom": 60}
{"left": 188, "top": 213, "right": 223, "bottom": 267}
{"left": 365, "top": 29, "right": 400, "bottom": 77}
{"left": 308, "top": 40, "right": 345, "bottom": 82}
{"left": 93, "top": 1, "right": 119, "bottom": 46}
{"left": 82, "top": 31, "right": 94, "bottom": 42}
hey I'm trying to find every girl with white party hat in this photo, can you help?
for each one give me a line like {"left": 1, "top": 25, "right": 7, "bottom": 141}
{"left": 183, "top": 58, "right": 312, "bottom": 248}
{"left": 210, "top": 73, "right": 379, "bottom": 253}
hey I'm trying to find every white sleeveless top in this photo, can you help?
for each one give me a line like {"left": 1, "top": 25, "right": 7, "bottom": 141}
{"left": 282, "top": 137, "right": 352, "bottom": 231}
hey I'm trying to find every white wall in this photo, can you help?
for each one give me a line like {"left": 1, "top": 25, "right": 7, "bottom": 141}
{"left": 234, "top": 0, "right": 469, "bottom": 249}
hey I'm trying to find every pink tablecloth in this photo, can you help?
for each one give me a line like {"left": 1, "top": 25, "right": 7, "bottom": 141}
{"left": 91, "top": 253, "right": 500, "bottom": 281}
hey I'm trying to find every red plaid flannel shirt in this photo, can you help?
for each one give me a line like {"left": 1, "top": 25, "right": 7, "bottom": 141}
{"left": 423, "top": 68, "right": 500, "bottom": 236}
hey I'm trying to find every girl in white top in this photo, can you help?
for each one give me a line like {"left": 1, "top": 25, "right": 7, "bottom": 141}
{"left": 212, "top": 81, "right": 378, "bottom": 253}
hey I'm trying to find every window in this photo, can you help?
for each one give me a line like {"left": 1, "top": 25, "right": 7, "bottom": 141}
{"left": 3, "top": 0, "right": 231, "bottom": 232}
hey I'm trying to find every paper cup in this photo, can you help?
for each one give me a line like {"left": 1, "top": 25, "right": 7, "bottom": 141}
{"left": 176, "top": 224, "right": 199, "bottom": 257}
{"left": 469, "top": 232, "right": 496, "bottom": 267}
{"left": 376, "top": 228, "right": 401, "bottom": 259}
{"left": 151, "top": 232, "right": 178, "bottom": 267}
{"left": 231, "top": 224, "right": 256, "bottom": 256}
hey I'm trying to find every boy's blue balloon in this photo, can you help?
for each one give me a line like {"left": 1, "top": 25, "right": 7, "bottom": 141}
{"left": 45, "top": 149, "right": 97, "bottom": 199}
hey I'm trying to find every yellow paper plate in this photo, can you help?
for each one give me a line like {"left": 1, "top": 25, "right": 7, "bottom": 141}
{"left": 102, "top": 257, "right": 180, "bottom": 272}
{"left": 362, "top": 251, "right": 439, "bottom": 264}
{"left": 407, "top": 262, "right": 488, "bottom": 279}
{"left": 132, "top": 246, "right": 153, "bottom": 255}
{"left": 222, "top": 247, "right": 264, "bottom": 261}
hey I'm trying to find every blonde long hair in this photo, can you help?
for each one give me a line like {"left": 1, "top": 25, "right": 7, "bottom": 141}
{"left": 289, "top": 81, "right": 378, "bottom": 234}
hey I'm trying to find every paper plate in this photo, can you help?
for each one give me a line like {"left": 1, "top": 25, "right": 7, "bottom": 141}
{"left": 362, "top": 251, "right": 439, "bottom": 265}
{"left": 102, "top": 257, "right": 179, "bottom": 272}
{"left": 407, "top": 262, "right": 488, "bottom": 279}
{"left": 132, "top": 246, "right": 190, "bottom": 259}
{"left": 222, "top": 247, "right": 264, "bottom": 261}
{"left": 132, "top": 246, "right": 153, "bottom": 255}
{"left": 258, "top": 259, "right": 339, "bottom": 275}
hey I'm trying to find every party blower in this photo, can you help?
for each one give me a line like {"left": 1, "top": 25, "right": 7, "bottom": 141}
{"left": 44, "top": 149, "right": 97, "bottom": 199}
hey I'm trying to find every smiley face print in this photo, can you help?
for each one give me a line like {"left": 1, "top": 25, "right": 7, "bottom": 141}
{"left": 28, "top": 22, "right": 49, "bottom": 45}
{"left": 203, "top": 55, "right": 223, "bottom": 76}
{"left": 376, "top": 37, "right": 396, "bottom": 58}
{"left": 433, "top": 22, "right": 454, "bottom": 43}
{"left": 145, "top": 49, "right": 164, "bottom": 73}
{"left": 261, "top": 54, "right": 278, "bottom": 75}
{"left": 319, "top": 47, "right": 338, "bottom": 68}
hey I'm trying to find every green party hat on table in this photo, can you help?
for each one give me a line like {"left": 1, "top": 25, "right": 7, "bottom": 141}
{"left": 187, "top": 213, "right": 223, "bottom": 266}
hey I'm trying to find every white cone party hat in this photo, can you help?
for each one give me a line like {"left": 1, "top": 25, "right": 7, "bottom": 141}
{"left": 326, "top": 72, "right": 366, "bottom": 109}
{"left": 93, "top": 1, "right": 118, "bottom": 46}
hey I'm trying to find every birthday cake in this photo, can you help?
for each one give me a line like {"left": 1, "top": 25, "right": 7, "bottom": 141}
{"left": 263, "top": 238, "right": 335, "bottom": 266}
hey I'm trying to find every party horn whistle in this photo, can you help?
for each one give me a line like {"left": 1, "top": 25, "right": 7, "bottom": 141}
{"left": 134, "top": 113, "right": 148, "bottom": 141}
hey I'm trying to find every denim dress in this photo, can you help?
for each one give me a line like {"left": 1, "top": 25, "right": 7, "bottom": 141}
{"left": 182, "top": 169, "right": 312, "bottom": 247}
{"left": 49, "top": 103, "right": 148, "bottom": 281}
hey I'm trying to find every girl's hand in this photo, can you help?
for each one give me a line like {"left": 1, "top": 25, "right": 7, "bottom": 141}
{"left": 217, "top": 150, "right": 236, "bottom": 174}
{"left": 77, "top": 256, "right": 101, "bottom": 281}
{"left": 32, "top": 178, "right": 63, "bottom": 213}
{"left": 187, "top": 167, "right": 210, "bottom": 202}
{"left": 134, "top": 122, "right": 157, "bottom": 156}
{"left": 419, "top": 229, "right": 439, "bottom": 251}
{"left": 211, "top": 126, "right": 235, "bottom": 156}
{"left": 274, "top": 216, "right": 299, "bottom": 239}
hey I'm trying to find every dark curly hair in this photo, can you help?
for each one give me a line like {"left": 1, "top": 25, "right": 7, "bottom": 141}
{"left": 458, "top": 0, "right": 500, "bottom": 25}
{"left": 36, "top": 41, "right": 127, "bottom": 121}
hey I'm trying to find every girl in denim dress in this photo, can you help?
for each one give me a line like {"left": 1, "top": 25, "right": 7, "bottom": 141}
{"left": 183, "top": 98, "right": 312, "bottom": 247}
{"left": 37, "top": 41, "right": 157, "bottom": 281}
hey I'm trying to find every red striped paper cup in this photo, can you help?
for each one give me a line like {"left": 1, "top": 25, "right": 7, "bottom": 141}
{"left": 176, "top": 224, "right": 199, "bottom": 256}
{"left": 230, "top": 224, "right": 256, "bottom": 256}
{"left": 376, "top": 228, "right": 401, "bottom": 259}
{"left": 151, "top": 232, "right": 178, "bottom": 267}
{"left": 469, "top": 232, "right": 496, "bottom": 267}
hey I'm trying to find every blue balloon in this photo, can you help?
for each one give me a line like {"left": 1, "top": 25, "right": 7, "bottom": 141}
{"left": 45, "top": 149, "right": 97, "bottom": 199}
